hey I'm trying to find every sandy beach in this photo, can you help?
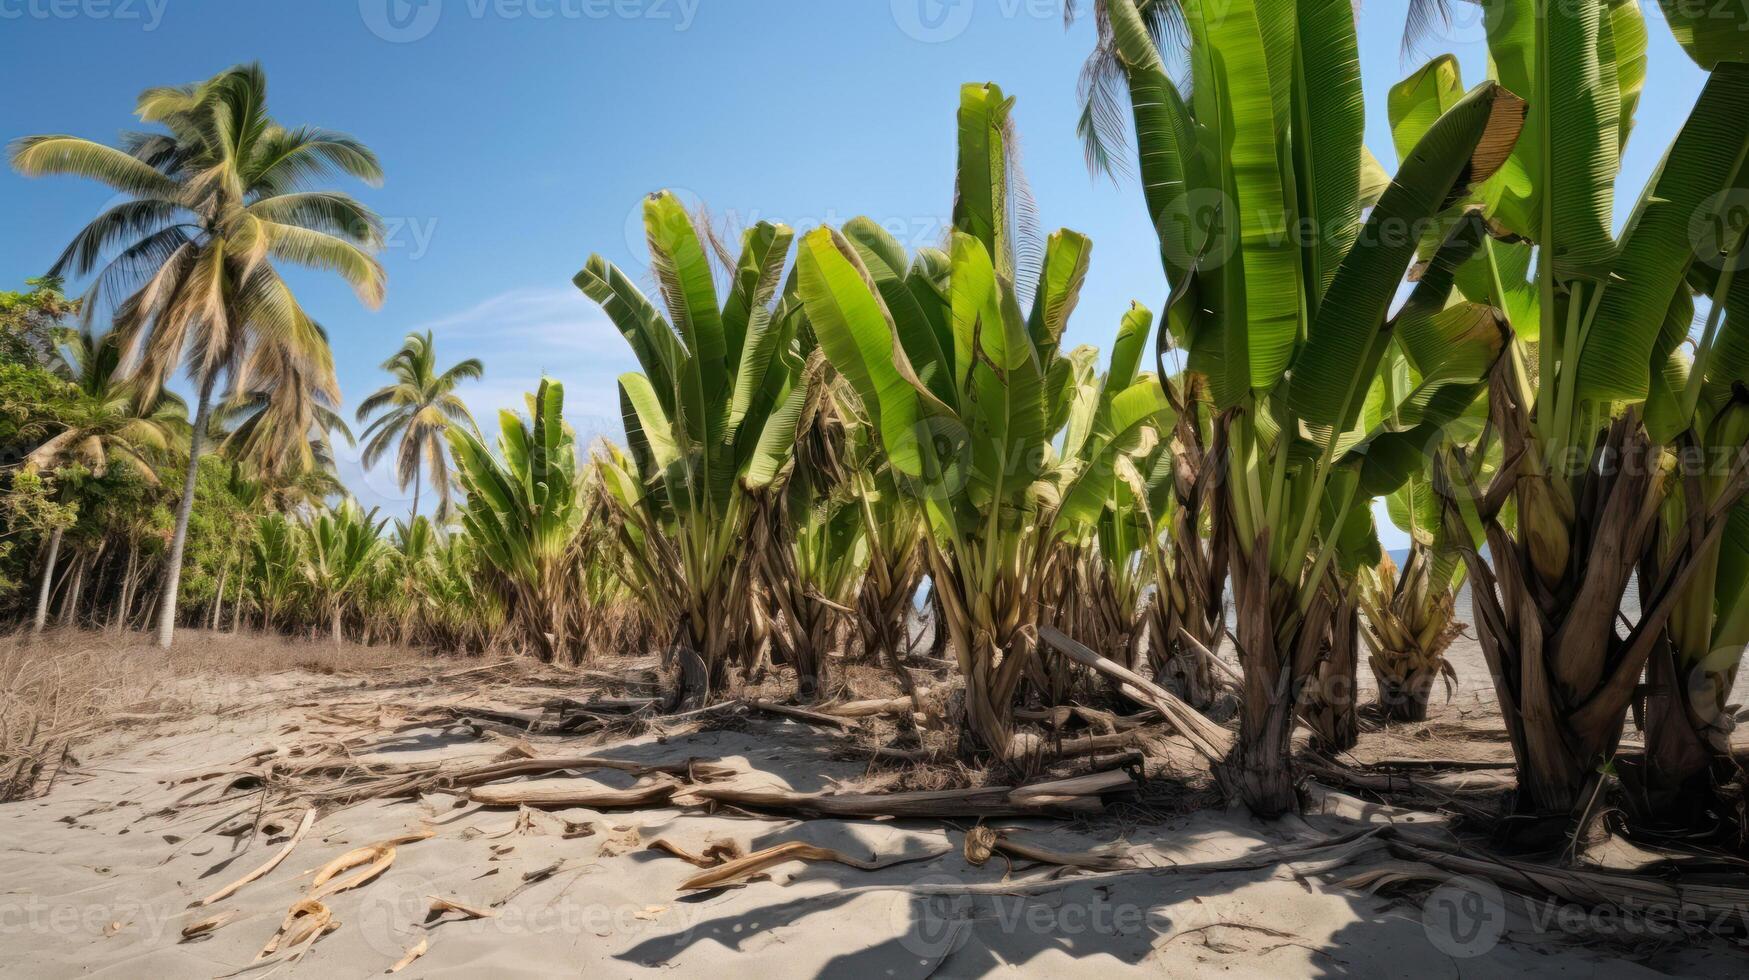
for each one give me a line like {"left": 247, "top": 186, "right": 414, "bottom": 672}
{"left": 3, "top": 633, "right": 1743, "bottom": 978}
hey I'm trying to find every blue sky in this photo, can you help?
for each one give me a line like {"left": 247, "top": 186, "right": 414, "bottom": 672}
{"left": 0, "top": 0, "right": 1706, "bottom": 545}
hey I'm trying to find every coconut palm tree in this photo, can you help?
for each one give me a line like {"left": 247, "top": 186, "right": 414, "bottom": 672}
{"left": 10, "top": 62, "right": 386, "bottom": 648}
{"left": 356, "top": 331, "right": 482, "bottom": 523}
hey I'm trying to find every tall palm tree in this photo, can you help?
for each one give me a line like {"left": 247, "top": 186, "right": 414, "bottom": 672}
{"left": 356, "top": 331, "right": 482, "bottom": 521}
{"left": 10, "top": 62, "right": 386, "bottom": 648}
{"left": 23, "top": 327, "right": 187, "bottom": 633}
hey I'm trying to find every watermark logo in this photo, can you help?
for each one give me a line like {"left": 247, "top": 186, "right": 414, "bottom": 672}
{"left": 892, "top": 0, "right": 975, "bottom": 43}
{"left": 1422, "top": 875, "right": 1506, "bottom": 958}
{"left": 890, "top": 875, "right": 976, "bottom": 960}
{"left": 360, "top": 0, "right": 443, "bottom": 42}
{"left": 1690, "top": 188, "right": 1749, "bottom": 274}
{"left": 891, "top": 0, "right": 1064, "bottom": 43}
{"left": 896, "top": 416, "right": 975, "bottom": 503}
{"left": 356, "top": 872, "right": 434, "bottom": 957}
{"left": 361, "top": 0, "right": 700, "bottom": 42}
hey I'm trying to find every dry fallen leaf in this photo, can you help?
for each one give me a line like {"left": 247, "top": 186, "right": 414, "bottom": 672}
{"left": 307, "top": 829, "right": 433, "bottom": 902}
{"left": 387, "top": 936, "right": 429, "bottom": 973}
{"left": 180, "top": 910, "right": 241, "bottom": 942}
{"left": 190, "top": 809, "right": 316, "bottom": 908}
{"left": 426, "top": 896, "right": 497, "bottom": 922}
{"left": 646, "top": 837, "right": 746, "bottom": 868}
{"left": 255, "top": 900, "right": 336, "bottom": 962}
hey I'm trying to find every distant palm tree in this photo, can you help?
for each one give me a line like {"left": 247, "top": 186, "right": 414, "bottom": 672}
{"left": 24, "top": 327, "right": 187, "bottom": 633}
{"left": 10, "top": 63, "right": 386, "bottom": 648}
{"left": 356, "top": 331, "right": 482, "bottom": 521}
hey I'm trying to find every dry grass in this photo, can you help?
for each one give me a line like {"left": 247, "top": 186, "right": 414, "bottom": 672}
{"left": 0, "top": 627, "right": 437, "bottom": 801}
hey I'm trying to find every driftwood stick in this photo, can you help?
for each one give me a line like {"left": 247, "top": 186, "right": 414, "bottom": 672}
{"left": 1039, "top": 626, "right": 1233, "bottom": 765}
{"left": 691, "top": 769, "right": 1136, "bottom": 819}
{"left": 745, "top": 700, "right": 858, "bottom": 730}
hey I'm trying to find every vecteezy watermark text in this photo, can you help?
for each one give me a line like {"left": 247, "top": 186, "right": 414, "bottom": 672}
{"left": 360, "top": 0, "right": 699, "bottom": 43}
{"left": 0, "top": 0, "right": 167, "bottom": 30}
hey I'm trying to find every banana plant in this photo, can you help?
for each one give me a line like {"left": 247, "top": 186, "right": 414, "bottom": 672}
{"left": 837, "top": 379, "right": 931, "bottom": 708}
{"left": 427, "top": 528, "right": 505, "bottom": 654}
{"left": 797, "top": 82, "right": 1174, "bottom": 758}
{"left": 1630, "top": 0, "right": 1749, "bottom": 832}
{"left": 1425, "top": 0, "right": 1749, "bottom": 829}
{"left": 1636, "top": 143, "right": 1749, "bottom": 818}
{"left": 577, "top": 196, "right": 806, "bottom": 704}
{"left": 775, "top": 492, "right": 871, "bottom": 700}
{"left": 738, "top": 356, "right": 869, "bottom": 701}
{"left": 249, "top": 512, "right": 302, "bottom": 631}
{"left": 1337, "top": 56, "right": 1516, "bottom": 725}
{"left": 387, "top": 515, "right": 439, "bottom": 644}
{"left": 1046, "top": 302, "right": 1170, "bottom": 699}
{"left": 299, "top": 500, "right": 387, "bottom": 644}
{"left": 447, "top": 379, "right": 587, "bottom": 663}
{"left": 1128, "top": 369, "right": 1229, "bottom": 710}
{"left": 1101, "top": 0, "right": 1525, "bottom": 813}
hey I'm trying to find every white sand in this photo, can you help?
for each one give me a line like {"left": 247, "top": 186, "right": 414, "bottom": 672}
{"left": 1, "top": 668, "right": 1740, "bottom": 978}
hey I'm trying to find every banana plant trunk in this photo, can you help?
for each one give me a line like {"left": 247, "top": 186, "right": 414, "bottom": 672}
{"left": 926, "top": 584, "right": 949, "bottom": 661}
{"left": 857, "top": 568, "right": 924, "bottom": 711}
{"left": 1446, "top": 403, "right": 1713, "bottom": 835}
{"left": 1224, "top": 522, "right": 1334, "bottom": 817}
{"left": 1148, "top": 389, "right": 1230, "bottom": 710}
{"left": 1301, "top": 586, "right": 1361, "bottom": 754}
{"left": 1638, "top": 640, "right": 1731, "bottom": 822}
{"left": 1375, "top": 660, "right": 1438, "bottom": 723}
{"left": 928, "top": 550, "right": 1036, "bottom": 760}
{"left": 673, "top": 577, "right": 740, "bottom": 710}
{"left": 787, "top": 612, "right": 832, "bottom": 703}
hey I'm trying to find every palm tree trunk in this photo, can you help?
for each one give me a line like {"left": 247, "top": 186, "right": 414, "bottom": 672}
{"left": 59, "top": 553, "right": 86, "bottom": 627}
{"left": 411, "top": 470, "right": 421, "bottom": 524}
{"left": 113, "top": 539, "right": 138, "bottom": 632}
{"left": 209, "top": 550, "right": 232, "bottom": 630}
{"left": 31, "top": 527, "right": 64, "bottom": 635}
{"left": 232, "top": 592, "right": 244, "bottom": 633}
{"left": 156, "top": 370, "right": 218, "bottom": 650}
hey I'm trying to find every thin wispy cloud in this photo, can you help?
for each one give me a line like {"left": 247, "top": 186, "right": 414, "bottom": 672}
{"left": 419, "top": 286, "right": 627, "bottom": 355}
{"left": 342, "top": 285, "right": 634, "bottom": 515}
